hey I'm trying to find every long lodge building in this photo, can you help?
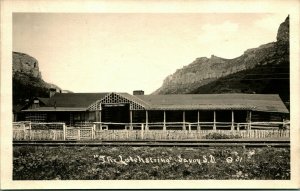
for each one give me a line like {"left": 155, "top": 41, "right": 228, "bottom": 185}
{"left": 16, "top": 89, "right": 289, "bottom": 130}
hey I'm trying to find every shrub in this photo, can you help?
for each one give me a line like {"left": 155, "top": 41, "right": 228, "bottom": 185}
{"left": 205, "top": 132, "right": 242, "bottom": 139}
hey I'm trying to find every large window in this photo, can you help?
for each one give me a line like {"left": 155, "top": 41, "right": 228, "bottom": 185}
{"left": 25, "top": 113, "right": 47, "bottom": 122}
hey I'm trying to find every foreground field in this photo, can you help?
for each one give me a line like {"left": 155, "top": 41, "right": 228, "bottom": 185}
{"left": 13, "top": 146, "right": 290, "bottom": 180}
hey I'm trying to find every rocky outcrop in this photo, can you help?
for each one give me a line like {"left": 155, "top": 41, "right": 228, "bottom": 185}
{"left": 277, "top": 16, "right": 289, "bottom": 43}
{"left": 13, "top": 52, "right": 42, "bottom": 78}
{"left": 13, "top": 52, "right": 67, "bottom": 106}
{"left": 153, "top": 16, "right": 289, "bottom": 95}
{"left": 13, "top": 52, "right": 63, "bottom": 90}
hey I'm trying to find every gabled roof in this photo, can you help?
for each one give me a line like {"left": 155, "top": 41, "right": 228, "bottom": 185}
{"left": 86, "top": 92, "right": 149, "bottom": 110}
{"left": 18, "top": 97, "right": 50, "bottom": 111}
{"left": 136, "top": 94, "right": 289, "bottom": 113}
{"left": 13, "top": 104, "right": 24, "bottom": 113}
{"left": 36, "top": 97, "right": 50, "bottom": 105}
{"left": 118, "top": 93, "right": 151, "bottom": 108}
{"left": 47, "top": 93, "right": 108, "bottom": 108}
{"left": 21, "top": 93, "right": 289, "bottom": 114}
{"left": 22, "top": 107, "right": 86, "bottom": 112}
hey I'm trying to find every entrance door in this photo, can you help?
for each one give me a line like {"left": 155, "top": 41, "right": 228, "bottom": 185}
{"left": 101, "top": 103, "right": 130, "bottom": 129}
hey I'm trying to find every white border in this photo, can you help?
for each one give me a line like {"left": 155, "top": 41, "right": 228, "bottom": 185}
{"left": 1, "top": 0, "right": 299, "bottom": 189}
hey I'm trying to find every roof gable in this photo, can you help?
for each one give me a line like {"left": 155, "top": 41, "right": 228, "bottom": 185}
{"left": 18, "top": 97, "right": 50, "bottom": 111}
{"left": 87, "top": 92, "right": 148, "bottom": 110}
{"left": 47, "top": 93, "right": 108, "bottom": 108}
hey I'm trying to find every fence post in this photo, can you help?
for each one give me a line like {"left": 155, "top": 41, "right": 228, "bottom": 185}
{"left": 29, "top": 122, "right": 32, "bottom": 140}
{"left": 197, "top": 123, "right": 201, "bottom": 132}
{"left": 92, "top": 124, "right": 96, "bottom": 140}
{"left": 63, "top": 123, "right": 66, "bottom": 140}
{"left": 248, "top": 111, "right": 252, "bottom": 131}
{"left": 145, "top": 110, "right": 149, "bottom": 131}
{"left": 141, "top": 124, "right": 144, "bottom": 140}
{"left": 231, "top": 111, "right": 234, "bottom": 131}
{"left": 182, "top": 111, "right": 186, "bottom": 131}
{"left": 197, "top": 111, "right": 200, "bottom": 132}
{"left": 213, "top": 111, "right": 217, "bottom": 131}
{"left": 237, "top": 124, "right": 240, "bottom": 131}
{"left": 130, "top": 110, "right": 133, "bottom": 131}
{"left": 163, "top": 111, "right": 167, "bottom": 132}
{"left": 188, "top": 123, "right": 191, "bottom": 132}
{"left": 78, "top": 128, "right": 81, "bottom": 140}
{"left": 23, "top": 123, "right": 26, "bottom": 140}
{"left": 246, "top": 125, "right": 249, "bottom": 138}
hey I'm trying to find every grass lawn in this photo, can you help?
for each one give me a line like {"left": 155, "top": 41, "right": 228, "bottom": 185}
{"left": 13, "top": 146, "right": 290, "bottom": 180}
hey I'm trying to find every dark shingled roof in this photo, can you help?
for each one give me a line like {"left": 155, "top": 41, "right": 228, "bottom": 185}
{"left": 22, "top": 107, "right": 87, "bottom": 112}
{"left": 37, "top": 97, "right": 50, "bottom": 105}
{"left": 136, "top": 94, "right": 289, "bottom": 113}
{"left": 118, "top": 93, "right": 151, "bottom": 108}
{"left": 13, "top": 104, "right": 24, "bottom": 113}
{"left": 22, "top": 93, "right": 289, "bottom": 113}
{"left": 47, "top": 93, "right": 108, "bottom": 108}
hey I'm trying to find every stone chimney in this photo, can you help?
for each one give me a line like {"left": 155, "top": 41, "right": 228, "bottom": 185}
{"left": 49, "top": 88, "right": 57, "bottom": 98}
{"left": 133, "top": 90, "right": 144, "bottom": 95}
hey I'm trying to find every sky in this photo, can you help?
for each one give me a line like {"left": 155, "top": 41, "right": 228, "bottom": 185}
{"left": 13, "top": 13, "right": 287, "bottom": 94}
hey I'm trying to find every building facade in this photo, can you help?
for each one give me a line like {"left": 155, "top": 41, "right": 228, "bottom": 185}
{"left": 18, "top": 92, "right": 289, "bottom": 130}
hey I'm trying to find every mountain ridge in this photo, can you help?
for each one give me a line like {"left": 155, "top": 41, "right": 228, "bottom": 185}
{"left": 152, "top": 16, "right": 289, "bottom": 101}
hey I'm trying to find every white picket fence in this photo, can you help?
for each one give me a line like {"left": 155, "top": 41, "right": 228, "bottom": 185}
{"left": 13, "top": 121, "right": 290, "bottom": 141}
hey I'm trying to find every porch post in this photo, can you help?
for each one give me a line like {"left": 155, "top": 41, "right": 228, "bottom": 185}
{"left": 130, "top": 110, "right": 133, "bottom": 130}
{"left": 249, "top": 111, "right": 252, "bottom": 130}
{"left": 213, "top": 111, "right": 216, "bottom": 130}
{"left": 145, "top": 110, "right": 149, "bottom": 130}
{"left": 197, "top": 110, "right": 201, "bottom": 131}
{"left": 69, "top": 113, "right": 73, "bottom": 126}
{"left": 99, "top": 110, "right": 102, "bottom": 130}
{"left": 95, "top": 110, "right": 102, "bottom": 130}
{"left": 99, "top": 110, "right": 101, "bottom": 123}
{"left": 231, "top": 110, "right": 234, "bottom": 131}
{"left": 182, "top": 111, "right": 186, "bottom": 130}
{"left": 99, "top": 103, "right": 102, "bottom": 130}
{"left": 163, "top": 110, "right": 166, "bottom": 131}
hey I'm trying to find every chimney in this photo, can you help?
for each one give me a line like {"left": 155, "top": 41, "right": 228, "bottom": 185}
{"left": 49, "top": 88, "right": 57, "bottom": 98}
{"left": 133, "top": 90, "right": 144, "bottom": 95}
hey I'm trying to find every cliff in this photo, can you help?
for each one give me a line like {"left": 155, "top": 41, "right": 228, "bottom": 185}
{"left": 13, "top": 52, "right": 42, "bottom": 78}
{"left": 13, "top": 52, "right": 70, "bottom": 108}
{"left": 152, "top": 16, "right": 289, "bottom": 101}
